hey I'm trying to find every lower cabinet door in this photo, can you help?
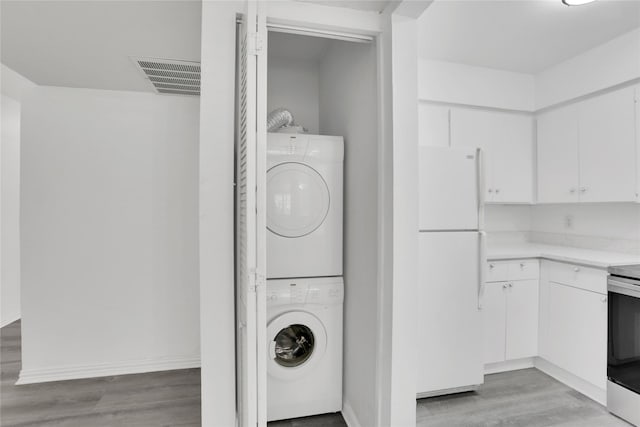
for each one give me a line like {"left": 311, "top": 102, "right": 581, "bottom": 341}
{"left": 482, "top": 282, "right": 507, "bottom": 364}
{"left": 506, "top": 280, "right": 539, "bottom": 360}
{"left": 546, "top": 282, "right": 607, "bottom": 389}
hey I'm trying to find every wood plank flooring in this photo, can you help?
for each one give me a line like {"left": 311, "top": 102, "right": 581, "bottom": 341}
{"left": 1, "top": 320, "right": 201, "bottom": 426}
{"left": 1, "top": 320, "right": 632, "bottom": 426}
{"left": 417, "top": 368, "right": 631, "bottom": 427}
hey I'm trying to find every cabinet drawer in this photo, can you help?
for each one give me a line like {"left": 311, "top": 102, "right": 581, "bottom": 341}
{"left": 487, "top": 262, "right": 509, "bottom": 283}
{"left": 548, "top": 261, "right": 607, "bottom": 294}
{"left": 486, "top": 260, "right": 540, "bottom": 282}
{"left": 510, "top": 260, "right": 540, "bottom": 281}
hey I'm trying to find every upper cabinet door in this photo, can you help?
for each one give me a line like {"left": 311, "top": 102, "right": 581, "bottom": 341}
{"left": 536, "top": 105, "right": 580, "bottom": 204}
{"left": 490, "top": 114, "right": 534, "bottom": 204}
{"left": 451, "top": 108, "right": 533, "bottom": 204}
{"left": 578, "top": 86, "right": 637, "bottom": 203}
{"left": 418, "top": 103, "right": 450, "bottom": 147}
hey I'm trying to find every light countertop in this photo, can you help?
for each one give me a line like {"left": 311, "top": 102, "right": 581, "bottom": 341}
{"left": 487, "top": 242, "right": 640, "bottom": 269}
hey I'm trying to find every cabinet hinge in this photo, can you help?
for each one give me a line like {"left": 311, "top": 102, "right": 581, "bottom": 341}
{"left": 248, "top": 269, "right": 266, "bottom": 293}
{"left": 255, "top": 272, "right": 266, "bottom": 292}
{"left": 247, "top": 32, "right": 265, "bottom": 56}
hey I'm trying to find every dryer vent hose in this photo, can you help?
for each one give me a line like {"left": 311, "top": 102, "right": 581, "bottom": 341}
{"left": 267, "top": 108, "right": 294, "bottom": 132}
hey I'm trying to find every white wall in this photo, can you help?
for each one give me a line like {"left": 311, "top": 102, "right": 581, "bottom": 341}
{"left": 1, "top": 64, "right": 36, "bottom": 327}
{"left": 418, "top": 59, "right": 535, "bottom": 112}
{"left": 267, "top": 56, "right": 319, "bottom": 134}
{"left": 536, "top": 28, "right": 640, "bottom": 110}
{"left": 1, "top": 95, "right": 21, "bottom": 327}
{"left": 318, "top": 38, "right": 379, "bottom": 427}
{"left": 19, "top": 86, "right": 200, "bottom": 384}
{"left": 483, "top": 203, "right": 640, "bottom": 255}
{"left": 386, "top": 10, "right": 420, "bottom": 427}
{"left": 1, "top": 63, "right": 37, "bottom": 101}
{"left": 484, "top": 205, "right": 532, "bottom": 233}
{"left": 530, "top": 204, "right": 640, "bottom": 254}
{"left": 419, "top": 28, "right": 640, "bottom": 113}
{"left": 199, "top": 2, "right": 239, "bottom": 426}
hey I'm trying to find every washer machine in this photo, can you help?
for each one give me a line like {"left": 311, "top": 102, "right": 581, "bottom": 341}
{"left": 267, "top": 133, "right": 343, "bottom": 279}
{"left": 267, "top": 277, "right": 343, "bottom": 421}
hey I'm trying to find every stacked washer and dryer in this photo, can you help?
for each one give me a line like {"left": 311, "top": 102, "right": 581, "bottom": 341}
{"left": 266, "top": 132, "right": 344, "bottom": 421}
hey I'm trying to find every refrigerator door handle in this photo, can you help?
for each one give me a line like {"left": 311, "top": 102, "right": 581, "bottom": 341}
{"left": 478, "top": 231, "right": 487, "bottom": 310}
{"left": 476, "top": 148, "right": 485, "bottom": 210}
{"left": 476, "top": 148, "right": 485, "bottom": 231}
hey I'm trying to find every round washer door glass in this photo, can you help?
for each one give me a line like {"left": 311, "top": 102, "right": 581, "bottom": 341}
{"left": 267, "top": 162, "right": 330, "bottom": 238}
{"left": 273, "top": 324, "right": 315, "bottom": 367}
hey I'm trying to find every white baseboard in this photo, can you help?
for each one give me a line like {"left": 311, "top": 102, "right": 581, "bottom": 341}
{"left": 1, "top": 314, "right": 20, "bottom": 328}
{"left": 341, "top": 400, "right": 362, "bottom": 427}
{"left": 16, "top": 355, "right": 201, "bottom": 385}
{"left": 485, "top": 357, "right": 535, "bottom": 375}
{"left": 534, "top": 357, "right": 606, "bottom": 406}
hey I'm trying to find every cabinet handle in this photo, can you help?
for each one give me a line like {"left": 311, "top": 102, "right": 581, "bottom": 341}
{"left": 489, "top": 264, "right": 495, "bottom": 270}
{"left": 569, "top": 188, "right": 576, "bottom": 194}
{"left": 488, "top": 188, "right": 494, "bottom": 193}
{"left": 601, "top": 297, "right": 608, "bottom": 303}
{"left": 520, "top": 263, "right": 525, "bottom": 269}
{"left": 574, "top": 267, "right": 580, "bottom": 272}
{"left": 495, "top": 189, "right": 500, "bottom": 194}
{"left": 508, "top": 283, "right": 513, "bottom": 288}
{"left": 503, "top": 284, "right": 508, "bottom": 289}
{"left": 580, "top": 187, "right": 587, "bottom": 193}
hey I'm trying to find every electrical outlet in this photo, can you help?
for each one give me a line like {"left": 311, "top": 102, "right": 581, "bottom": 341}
{"left": 564, "top": 215, "right": 573, "bottom": 229}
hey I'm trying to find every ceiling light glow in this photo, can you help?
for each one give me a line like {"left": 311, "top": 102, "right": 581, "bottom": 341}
{"left": 562, "top": 0, "right": 596, "bottom": 6}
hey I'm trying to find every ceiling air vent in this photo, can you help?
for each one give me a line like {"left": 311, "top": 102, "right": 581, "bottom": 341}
{"left": 132, "top": 57, "right": 200, "bottom": 96}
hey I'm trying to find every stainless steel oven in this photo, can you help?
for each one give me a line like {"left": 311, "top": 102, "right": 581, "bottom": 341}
{"left": 608, "top": 265, "right": 640, "bottom": 427}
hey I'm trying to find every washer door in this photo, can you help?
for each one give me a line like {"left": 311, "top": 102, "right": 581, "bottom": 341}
{"left": 267, "top": 311, "right": 327, "bottom": 380}
{"left": 267, "top": 162, "right": 330, "bottom": 238}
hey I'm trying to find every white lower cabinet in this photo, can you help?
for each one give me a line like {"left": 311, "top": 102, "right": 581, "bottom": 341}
{"left": 484, "top": 258, "right": 609, "bottom": 395}
{"left": 483, "top": 260, "right": 539, "bottom": 365}
{"left": 483, "top": 282, "right": 507, "bottom": 364}
{"left": 544, "top": 280, "right": 608, "bottom": 389}
{"left": 505, "top": 280, "right": 539, "bottom": 360}
{"left": 539, "top": 261, "right": 608, "bottom": 391}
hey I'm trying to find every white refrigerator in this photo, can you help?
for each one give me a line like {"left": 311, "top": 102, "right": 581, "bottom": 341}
{"left": 416, "top": 146, "right": 486, "bottom": 398}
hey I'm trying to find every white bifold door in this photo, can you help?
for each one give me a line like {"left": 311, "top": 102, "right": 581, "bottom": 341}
{"left": 236, "top": 1, "right": 267, "bottom": 426}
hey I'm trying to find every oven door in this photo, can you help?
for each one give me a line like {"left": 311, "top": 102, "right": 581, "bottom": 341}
{"left": 608, "top": 276, "right": 640, "bottom": 395}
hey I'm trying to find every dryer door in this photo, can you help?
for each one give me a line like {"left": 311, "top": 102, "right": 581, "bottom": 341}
{"left": 267, "top": 311, "right": 327, "bottom": 380}
{"left": 267, "top": 163, "right": 330, "bottom": 238}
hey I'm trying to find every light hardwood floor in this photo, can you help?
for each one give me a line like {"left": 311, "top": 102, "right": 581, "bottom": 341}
{"left": 1, "top": 321, "right": 631, "bottom": 426}
{"left": 417, "top": 368, "right": 631, "bottom": 427}
{"left": 1, "top": 320, "right": 201, "bottom": 426}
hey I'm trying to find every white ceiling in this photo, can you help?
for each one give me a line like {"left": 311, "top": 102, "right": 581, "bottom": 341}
{"left": 418, "top": 0, "right": 640, "bottom": 74}
{"left": 295, "top": 0, "right": 393, "bottom": 12}
{"left": 1, "top": 0, "right": 201, "bottom": 92}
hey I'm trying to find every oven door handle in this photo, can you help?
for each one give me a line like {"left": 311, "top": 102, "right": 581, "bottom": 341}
{"left": 608, "top": 278, "right": 640, "bottom": 298}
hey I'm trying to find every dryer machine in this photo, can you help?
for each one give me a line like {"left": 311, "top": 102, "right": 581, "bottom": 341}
{"left": 266, "top": 133, "right": 343, "bottom": 279}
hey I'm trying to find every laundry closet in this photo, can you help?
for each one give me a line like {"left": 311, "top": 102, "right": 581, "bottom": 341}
{"left": 235, "top": 22, "right": 383, "bottom": 426}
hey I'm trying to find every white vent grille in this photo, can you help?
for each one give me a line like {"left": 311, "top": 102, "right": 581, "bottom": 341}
{"left": 132, "top": 57, "right": 200, "bottom": 96}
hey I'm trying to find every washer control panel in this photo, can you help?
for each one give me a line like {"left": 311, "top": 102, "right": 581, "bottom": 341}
{"left": 266, "top": 279, "right": 344, "bottom": 306}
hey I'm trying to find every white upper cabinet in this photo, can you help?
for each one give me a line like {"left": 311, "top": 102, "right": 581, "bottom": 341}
{"left": 537, "top": 86, "right": 638, "bottom": 204}
{"left": 537, "top": 105, "right": 580, "bottom": 203}
{"left": 578, "top": 86, "right": 637, "bottom": 202}
{"left": 450, "top": 108, "right": 534, "bottom": 204}
{"left": 418, "top": 103, "right": 449, "bottom": 147}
